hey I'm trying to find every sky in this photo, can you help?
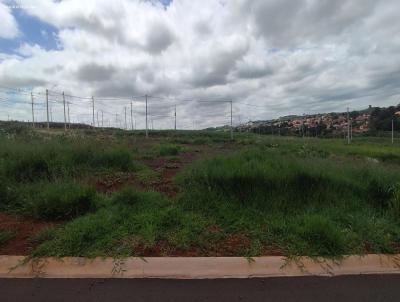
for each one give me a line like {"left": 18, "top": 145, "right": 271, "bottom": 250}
{"left": 0, "top": 0, "right": 400, "bottom": 129}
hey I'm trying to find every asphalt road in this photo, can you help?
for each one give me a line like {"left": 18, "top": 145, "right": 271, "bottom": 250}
{"left": 1, "top": 275, "right": 400, "bottom": 302}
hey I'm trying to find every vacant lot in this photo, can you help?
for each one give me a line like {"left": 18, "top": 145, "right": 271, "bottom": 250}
{"left": 0, "top": 124, "right": 399, "bottom": 258}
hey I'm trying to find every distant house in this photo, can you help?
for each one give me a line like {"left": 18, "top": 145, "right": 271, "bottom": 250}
{"left": 395, "top": 111, "right": 400, "bottom": 116}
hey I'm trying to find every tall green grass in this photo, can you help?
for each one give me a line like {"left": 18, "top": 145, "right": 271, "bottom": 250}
{"left": 175, "top": 146, "right": 400, "bottom": 256}
{"left": 32, "top": 188, "right": 207, "bottom": 257}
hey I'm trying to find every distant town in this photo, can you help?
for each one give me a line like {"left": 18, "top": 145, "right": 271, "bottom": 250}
{"left": 232, "top": 104, "right": 400, "bottom": 137}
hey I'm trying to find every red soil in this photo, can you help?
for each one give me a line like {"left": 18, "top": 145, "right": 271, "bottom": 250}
{"left": 0, "top": 212, "right": 56, "bottom": 255}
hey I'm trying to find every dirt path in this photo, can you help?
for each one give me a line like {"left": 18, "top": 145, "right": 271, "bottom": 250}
{"left": 93, "top": 143, "right": 239, "bottom": 197}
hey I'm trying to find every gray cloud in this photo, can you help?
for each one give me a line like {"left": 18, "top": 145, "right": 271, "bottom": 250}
{"left": 76, "top": 63, "right": 116, "bottom": 82}
{"left": 145, "top": 22, "right": 175, "bottom": 54}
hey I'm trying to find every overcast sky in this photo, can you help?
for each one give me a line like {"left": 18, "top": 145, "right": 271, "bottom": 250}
{"left": 0, "top": 0, "right": 399, "bottom": 129}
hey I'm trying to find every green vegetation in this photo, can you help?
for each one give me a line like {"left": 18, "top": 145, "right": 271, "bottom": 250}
{"left": 0, "top": 229, "right": 16, "bottom": 247}
{"left": 0, "top": 124, "right": 399, "bottom": 258}
{"left": 176, "top": 145, "right": 400, "bottom": 256}
{"left": 136, "top": 168, "right": 161, "bottom": 185}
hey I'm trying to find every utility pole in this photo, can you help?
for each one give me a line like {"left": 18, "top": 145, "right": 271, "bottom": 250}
{"left": 230, "top": 100, "right": 233, "bottom": 140}
{"left": 101, "top": 110, "right": 104, "bottom": 128}
{"left": 347, "top": 107, "right": 350, "bottom": 144}
{"left": 392, "top": 118, "right": 394, "bottom": 144}
{"left": 31, "top": 92, "right": 35, "bottom": 128}
{"left": 92, "top": 96, "right": 95, "bottom": 128}
{"left": 145, "top": 94, "right": 148, "bottom": 138}
{"left": 62, "top": 92, "right": 67, "bottom": 132}
{"left": 97, "top": 110, "right": 99, "bottom": 127}
{"left": 130, "top": 101, "right": 134, "bottom": 131}
{"left": 46, "top": 89, "right": 49, "bottom": 129}
{"left": 174, "top": 105, "right": 177, "bottom": 131}
{"left": 124, "top": 106, "right": 127, "bottom": 130}
{"left": 115, "top": 113, "right": 118, "bottom": 128}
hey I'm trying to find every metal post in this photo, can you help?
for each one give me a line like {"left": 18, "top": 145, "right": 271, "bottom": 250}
{"left": 46, "top": 89, "right": 49, "bottom": 129}
{"left": 145, "top": 95, "right": 148, "bottom": 138}
{"left": 174, "top": 105, "right": 177, "bottom": 131}
{"left": 92, "top": 96, "right": 95, "bottom": 128}
{"left": 130, "top": 101, "right": 133, "bottom": 131}
{"left": 124, "top": 106, "right": 127, "bottom": 130}
{"left": 62, "top": 92, "right": 67, "bottom": 131}
{"left": 347, "top": 107, "right": 350, "bottom": 144}
{"left": 67, "top": 101, "right": 70, "bottom": 128}
{"left": 31, "top": 92, "right": 35, "bottom": 128}
{"left": 230, "top": 100, "right": 233, "bottom": 140}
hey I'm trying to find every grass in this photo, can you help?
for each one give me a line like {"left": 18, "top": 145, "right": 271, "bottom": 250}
{"left": 1, "top": 125, "right": 400, "bottom": 258}
{"left": 0, "top": 229, "right": 16, "bottom": 247}
{"left": 136, "top": 168, "right": 161, "bottom": 185}
{"left": 31, "top": 189, "right": 207, "bottom": 257}
{"left": 175, "top": 145, "right": 400, "bottom": 256}
{"left": 156, "top": 143, "right": 186, "bottom": 156}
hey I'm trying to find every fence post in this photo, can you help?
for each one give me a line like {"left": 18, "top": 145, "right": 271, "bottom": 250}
{"left": 46, "top": 89, "right": 49, "bottom": 129}
{"left": 230, "top": 100, "right": 233, "bottom": 140}
{"left": 31, "top": 92, "right": 35, "bottom": 128}
{"left": 63, "top": 92, "right": 67, "bottom": 132}
{"left": 130, "top": 101, "right": 134, "bottom": 130}
{"left": 67, "top": 101, "right": 70, "bottom": 129}
{"left": 145, "top": 94, "right": 148, "bottom": 138}
{"left": 92, "top": 96, "right": 95, "bottom": 128}
{"left": 347, "top": 107, "right": 350, "bottom": 144}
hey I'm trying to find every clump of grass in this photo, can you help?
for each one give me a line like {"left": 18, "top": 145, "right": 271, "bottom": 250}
{"left": 157, "top": 144, "right": 184, "bottom": 156}
{"left": 27, "top": 182, "right": 98, "bottom": 221}
{"left": 0, "top": 229, "right": 16, "bottom": 247}
{"left": 0, "top": 137, "right": 139, "bottom": 182}
{"left": 136, "top": 168, "right": 160, "bottom": 184}
{"left": 1, "top": 182, "right": 98, "bottom": 221}
{"left": 31, "top": 189, "right": 208, "bottom": 257}
{"left": 294, "top": 215, "right": 346, "bottom": 257}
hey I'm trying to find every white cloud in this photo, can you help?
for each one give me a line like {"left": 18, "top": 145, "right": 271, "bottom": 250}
{"left": 1, "top": 0, "right": 400, "bottom": 128}
{"left": 0, "top": 1, "right": 19, "bottom": 39}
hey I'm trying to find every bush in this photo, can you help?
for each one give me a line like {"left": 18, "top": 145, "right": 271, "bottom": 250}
{"left": 27, "top": 182, "right": 97, "bottom": 221}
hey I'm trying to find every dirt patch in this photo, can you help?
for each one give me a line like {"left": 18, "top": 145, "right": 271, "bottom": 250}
{"left": 91, "top": 172, "right": 144, "bottom": 194}
{"left": 0, "top": 212, "right": 56, "bottom": 255}
{"left": 142, "top": 143, "right": 240, "bottom": 197}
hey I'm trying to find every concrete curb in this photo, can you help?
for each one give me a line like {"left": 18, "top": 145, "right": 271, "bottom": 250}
{"left": 0, "top": 254, "right": 400, "bottom": 279}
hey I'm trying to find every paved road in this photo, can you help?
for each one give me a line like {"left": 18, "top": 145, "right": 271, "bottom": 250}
{"left": 1, "top": 275, "right": 400, "bottom": 302}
